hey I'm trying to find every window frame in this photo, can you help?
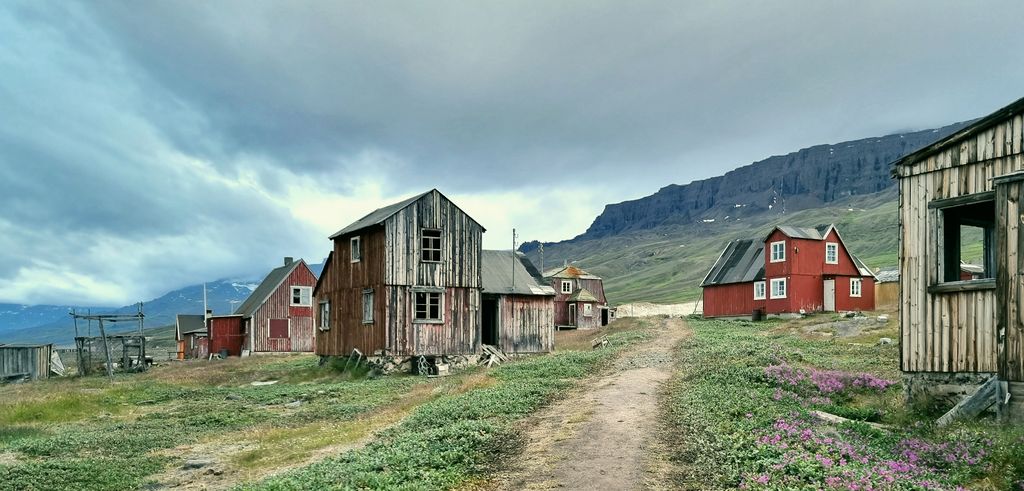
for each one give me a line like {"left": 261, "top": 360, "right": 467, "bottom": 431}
{"left": 769, "top": 278, "right": 787, "bottom": 299}
{"left": 850, "top": 278, "right": 862, "bottom": 298}
{"left": 350, "top": 236, "right": 361, "bottom": 263}
{"left": 291, "top": 286, "right": 312, "bottom": 307}
{"left": 928, "top": 192, "right": 997, "bottom": 292}
{"left": 362, "top": 289, "right": 374, "bottom": 324}
{"left": 583, "top": 303, "right": 593, "bottom": 317}
{"left": 769, "top": 241, "right": 786, "bottom": 263}
{"left": 825, "top": 242, "right": 839, "bottom": 265}
{"left": 318, "top": 300, "right": 331, "bottom": 331}
{"left": 561, "top": 280, "right": 573, "bottom": 294}
{"left": 413, "top": 288, "right": 444, "bottom": 324}
{"left": 753, "top": 281, "right": 766, "bottom": 300}
{"left": 421, "top": 229, "right": 442, "bottom": 263}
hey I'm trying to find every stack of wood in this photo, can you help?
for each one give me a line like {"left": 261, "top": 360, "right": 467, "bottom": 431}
{"left": 481, "top": 345, "right": 509, "bottom": 367}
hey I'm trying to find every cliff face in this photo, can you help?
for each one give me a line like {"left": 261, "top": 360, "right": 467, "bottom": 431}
{"left": 576, "top": 122, "right": 968, "bottom": 240}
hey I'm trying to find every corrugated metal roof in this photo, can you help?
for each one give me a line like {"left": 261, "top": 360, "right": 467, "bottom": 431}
{"left": 234, "top": 259, "right": 305, "bottom": 318}
{"left": 328, "top": 190, "right": 432, "bottom": 239}
{"left": 700, "top": 239, "right": 766, "bottom": 287}
{"left": 543, "top": 265, "right": 602, "bottom": 280}
{"left": 875, "top": 269, "right": 899, "bottom": 283}
{"left": 481, "top": 250, "right": 555, "bottom": 296}
{"left": 568, "top": 288, "right": 599, "bottom": 302}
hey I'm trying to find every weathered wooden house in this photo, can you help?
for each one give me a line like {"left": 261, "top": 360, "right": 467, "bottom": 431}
{"left": 481, "top": 250, "right": 555, "bottom": 354}
{"left": 701, "top": 224, "right": 876, "bottom": 318}
{"left": 314, "top": 189, "right": 485, "bottom": 365}
{"left": 175, "top": 314, "right": 207, "bottom": 360}
{"left": 233, "top": 257, "right": 318, "bottom": 355}
{"left": 0, "top": 344, "right": 54, "bottom": 382}
{"left": 893, "top": 96, "right": 1024, "bottom": 420}
{"left": 543, "top": 265, "right": 609, "bottom": 329}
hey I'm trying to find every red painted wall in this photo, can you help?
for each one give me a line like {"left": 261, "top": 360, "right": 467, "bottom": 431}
{"left": 833, "top": 276, "right": 875, "bottom": 312}
{"left": 209, "top": 316, "right": 244, "bottom": 356}
{"left": 703, "top": 282, "right": 764, "bottom": 317}
{"left": 250, "top": 262, "right": 317, "bottom": 353}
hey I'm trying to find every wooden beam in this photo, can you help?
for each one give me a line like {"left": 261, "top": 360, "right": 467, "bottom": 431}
{"left": 936, "top": 376, "right": 1000, "bottom": 426}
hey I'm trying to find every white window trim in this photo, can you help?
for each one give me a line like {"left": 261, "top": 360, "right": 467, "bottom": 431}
{"left": 753, "top": 281, "right": 766, "bottom": 300}
{"left": 318, "top": 300, "right": 330, "bottom": 330}
{"left": 269, "top": 318, "right": 291, "bottom": 339}
{"left": 291, "top": 286, "right": 313, "bottom": 306}
{"left": 561, "top": 280, "right": 572, "bottom": 294}
{"left": 825, "top": 242, "right": 839, "bottom": 265}
{"left": 850, "top": 278, "right": 862, "bottom": 298}
{"left": 362, "top": 289, "right": 374, "bottom": 324}
{"left": 350, "top": 236, "right": 361, "bottom": 263}
{"left": 412, "top": 288, "right": 445, "bottom": 324}
{"left": 769, "top": 278, "right": 787, "bottom": 299}
{"left": 770, "top": 241, "right": 786, "bottom": 263}
{"left": 583, "top": 303, "right": 593, "bottom": 317}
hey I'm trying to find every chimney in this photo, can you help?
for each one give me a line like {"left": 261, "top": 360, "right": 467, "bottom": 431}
{"left": 284, "top": 256, "right": 294, "bottom": 266}
{"left": 206, "top": 309, "right": 213, "bottom": 317}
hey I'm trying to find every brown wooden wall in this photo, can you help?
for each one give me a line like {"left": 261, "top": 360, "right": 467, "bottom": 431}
{"left": 495, "top": 294, "right": 554, "bottom": 354}
{"left": 250, "top": 262, "right": 317, "bottom": 353}
{"left": 384, "top": 191, "right": 483, "bottom": 288}
{"left": 384, "top": 286, "right": 479, "bottom": 356}
{"left": 997, "top": 177, "right": 1024, "bottom": 381}
{"left": 315, "top": 227, "right": 387, "bottom": 356}
{"left": 0, "top": 345, "right": 51, "bottom": 380}
{"left": 898, "top": 112, "right": 1023, "bottom": 374}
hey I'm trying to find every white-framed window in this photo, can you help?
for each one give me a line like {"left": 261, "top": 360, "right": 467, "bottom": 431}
{"left": 769, "top": 278, "right": 787, "bottom": 299}
{"left": 414, "top": 290, "right": 443, "bottom": 323}
{"left": 850, "top": 278, "right": 862, "bottom": 297}
{"left": 318, "top": 300, "right": 330, "bottom": 330}
{"left": 583, "top": 303, "right": 593, "bottom": 317}
{"left": 421, "top": 229, "right": 442, "bottom": 262}
{"left": 350, "top": 236, "right": 361, "bottom": 262}
{"left": 770, "top": 241, "right": 786, "bottom": 262}
{"left": 825, "top": 242, "right": 838, "bottom": 264}
{"left": 291, "top": 286, "right": 312, "bottom": 306}
{"left": 362, "top": 289, "right": 374, "bottom": 323}
{"left": 753, "top": 281, "right": 766, "bottom": 300}
{"left": 561, "top": 280, "right": 572, "bottom": 294}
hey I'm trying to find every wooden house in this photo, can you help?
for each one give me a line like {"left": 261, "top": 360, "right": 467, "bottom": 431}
{"left": 701, "top": 224, "right": 876, "bottom": 318}
{"left": 481, "top": 250, "right": 556, "bottom": 354}
{"left": 893, "top": 96, "right": 1024, "bottom": 420}
{"left": 175, "top": 314, "right": 207, "bottom": 360}
{"left": 0, "top": 344, "right": 54, "bottom": 382}
{"left": 543, "top": 265, "right": 609, "bottom": 329}
{"left": 233, "top": 257, "right": 317, "bottom": 355}
{"left": 314, "top": 189, "right": 485, "bottom": 365}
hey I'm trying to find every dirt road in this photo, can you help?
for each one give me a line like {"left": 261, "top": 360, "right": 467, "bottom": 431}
{"left": 493, "top": 317, "right": 689, "bottom": 490}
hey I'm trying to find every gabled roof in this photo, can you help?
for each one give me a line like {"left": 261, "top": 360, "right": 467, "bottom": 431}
{"left": 234, "top": 259, "right": 308, "bottom": 318}
{"left": 543, "top": 265, "right": 602, "bottom": 280}
{"left": 766, "top": 224, "right": 834, "bottom": 242}
{"left": 893, "top": 96, "right": 1024, "bottom": 169}
{"left": 175, "top": 314, "right": 206, "bottom": 340}
{"left": 567, "top": 288, "right": 599, "bottom": 302}
{"left": 875, "top": 269, "right": 899, "bottom": 283}
{"left": 700, "top": 239, "right": 766, "bottom": 287}
{"left": 481, "top": 250, "right": 555, "bottom": 296}
{"left": 328, "top": 188, "right": 486, "bottom": 239}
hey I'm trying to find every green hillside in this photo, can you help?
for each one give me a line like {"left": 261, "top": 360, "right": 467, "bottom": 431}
{"left": 526, "top": 190, "right": 900, "bottom": 305}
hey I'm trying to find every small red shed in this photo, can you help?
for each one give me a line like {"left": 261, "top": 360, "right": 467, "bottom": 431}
{"left": 701, "top": 224, "right": 876, "bottom": 318}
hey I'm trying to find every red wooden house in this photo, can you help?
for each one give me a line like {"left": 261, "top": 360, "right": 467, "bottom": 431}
{"left": 701, "top": 224, "right": 876, "bottom": 318}
{"left": 543, "top": 265, "right": 609, "bottom": 329}
{"left": 227, "top": 257, "right": 317, "bottom": 355}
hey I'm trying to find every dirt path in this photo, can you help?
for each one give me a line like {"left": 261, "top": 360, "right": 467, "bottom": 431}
{"left": 492, "top": 317, "right": 690, "bottom": 490}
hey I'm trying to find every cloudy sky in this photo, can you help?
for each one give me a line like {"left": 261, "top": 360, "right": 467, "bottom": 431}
{"left": 2, "top": 1, "right": 1024, "bottom": 306}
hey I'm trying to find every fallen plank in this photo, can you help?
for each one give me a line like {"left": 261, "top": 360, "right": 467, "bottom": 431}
{"left": 809, "top": 410, "right": 891, "bottom": 431}
{"left": 936, "top": 376, "right": 999, "bottom": 427}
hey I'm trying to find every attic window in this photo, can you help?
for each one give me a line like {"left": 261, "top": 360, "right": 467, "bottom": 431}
{"left": 291, "top": 286, "right": 312, "bottom": 306}
{"left": 770, "top": 241, "right": 786, "bottom": 263}
{"left": 561, "top": 280, "right": 572, "bottom": 294}
{"left": 934, "top": 196, "right": 995, "bottom": 284}
{"left": 421, "top": 229, "right": 442, "bottom": 262}
{"left": 351, "top": 236, "right": 361, "bottom": 263}
{"left": 825, "top": 243, "right": 838, "bottom": 264}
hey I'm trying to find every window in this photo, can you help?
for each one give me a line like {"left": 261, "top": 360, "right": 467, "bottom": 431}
{"left": 850, "top": 278, "right": 862, "bottom": 297}
{"left": 291, "top": 286, "right": 312, "bottom": 306}
{"left": 414, "top": 290, "right": 443, "bottom": 322}
{"left": 318, "top": 301, "right": 330, "bottom": 330}
{"left": 362, "top": 289, "right": 374, "bottom": 324}
{"left": 770, "top": 241, "right": 786, "bottom": 262}
{"left": 350, "top": 236, "right": 361, "bottom": 262}
{"left": 269, "top": 318, "right": 289, "bottom": 338}
{"left": 770, "top": 278, "right": 787, "bottom": 299}
{"left": 421, "top": 229, "right": 442, "bottom": 262}
{"left": 935, "top": 196, "right": 995, "bottom": 283}
{"left": 561, "top": 280, "right": 573, "bottom": 294}
{"left": 583, "top": 303, "right": 593, "bottom": 317}
{"left": 825, "top": 243, "right": 838, "bottom": 264}
{"left": 753, "top": 281, "right": 766, "bottom": 300}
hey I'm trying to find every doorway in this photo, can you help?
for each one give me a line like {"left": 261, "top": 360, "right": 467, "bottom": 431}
{"left": 482, "top": 296, "right": 499, "bottom": 346}
{"left": 601, "top": 307, "right": 609, "bottom": 326}
{"left": 568, "top": 304, "right": 577, "bottom": 327}
{"left": 823, "top": 279, "right": 836, "bottom": 312}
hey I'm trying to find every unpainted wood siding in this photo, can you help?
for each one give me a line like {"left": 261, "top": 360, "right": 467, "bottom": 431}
{"left": 0, "top": 345, "right": 51, "bottom": 380}
{"left": 897, "top": 112, "right": 1023, "bottom": 373}
{"left": 997, "top": 177, "right": 1024, "bottom": 381}
{"left": 384, "top": 191, "right": 483, "bottom": 288}
{"left": 384, "top": 286, "right": 480, "bottom": 356}
{"left": 250, "top": 262, "right": 317, "bottom": 353}
{"left": 495, "top": 294, "right": 554, "bottom": 353}
{"left": 315, "top": 227, "right": 387, "bottom": 356}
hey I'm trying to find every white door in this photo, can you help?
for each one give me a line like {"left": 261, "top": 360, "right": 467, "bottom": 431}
{"left": 823, "top": 279, "right": 835, "bottom": 312}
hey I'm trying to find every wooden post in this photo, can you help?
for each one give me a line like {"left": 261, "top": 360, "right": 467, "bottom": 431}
{"left": 97, "top": 319, "right": 114, "bottom": 381}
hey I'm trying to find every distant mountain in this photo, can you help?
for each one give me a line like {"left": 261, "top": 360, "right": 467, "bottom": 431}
{"left": 521, "top": 122, "right": 971, "bottom": 305}
{"left": 0, "top": 261, "right": 324, "bottom": 346}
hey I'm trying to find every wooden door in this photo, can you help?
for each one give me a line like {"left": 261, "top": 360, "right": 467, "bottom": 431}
{"left": 569, "top": 304, "right": 577, "bottom": 327}
{"left": 823, "top": 279, "right": 835, "bottom": 312}
{"left": 997, "top": 176, "right": 1024, "bottom": 382}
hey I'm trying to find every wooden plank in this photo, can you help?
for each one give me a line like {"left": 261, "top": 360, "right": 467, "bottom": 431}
{"left": 936, "top": 376, "right": 999, "bottom": 426}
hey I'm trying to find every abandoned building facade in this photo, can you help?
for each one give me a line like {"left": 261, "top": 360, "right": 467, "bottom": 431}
{"left": 314, "top": 189, "right": 485, "bottom": 361}
{"left": 701, "top": 225, "right": 876, "bottom": 318}
{"left": 481, "top": 250, "right": 555, "bottom": 354}
{"left": 894, "top": 96, "right": 1024, "bottom": 420}
{"left": 543, "top": 265, "right": 609, "bottom": 329}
